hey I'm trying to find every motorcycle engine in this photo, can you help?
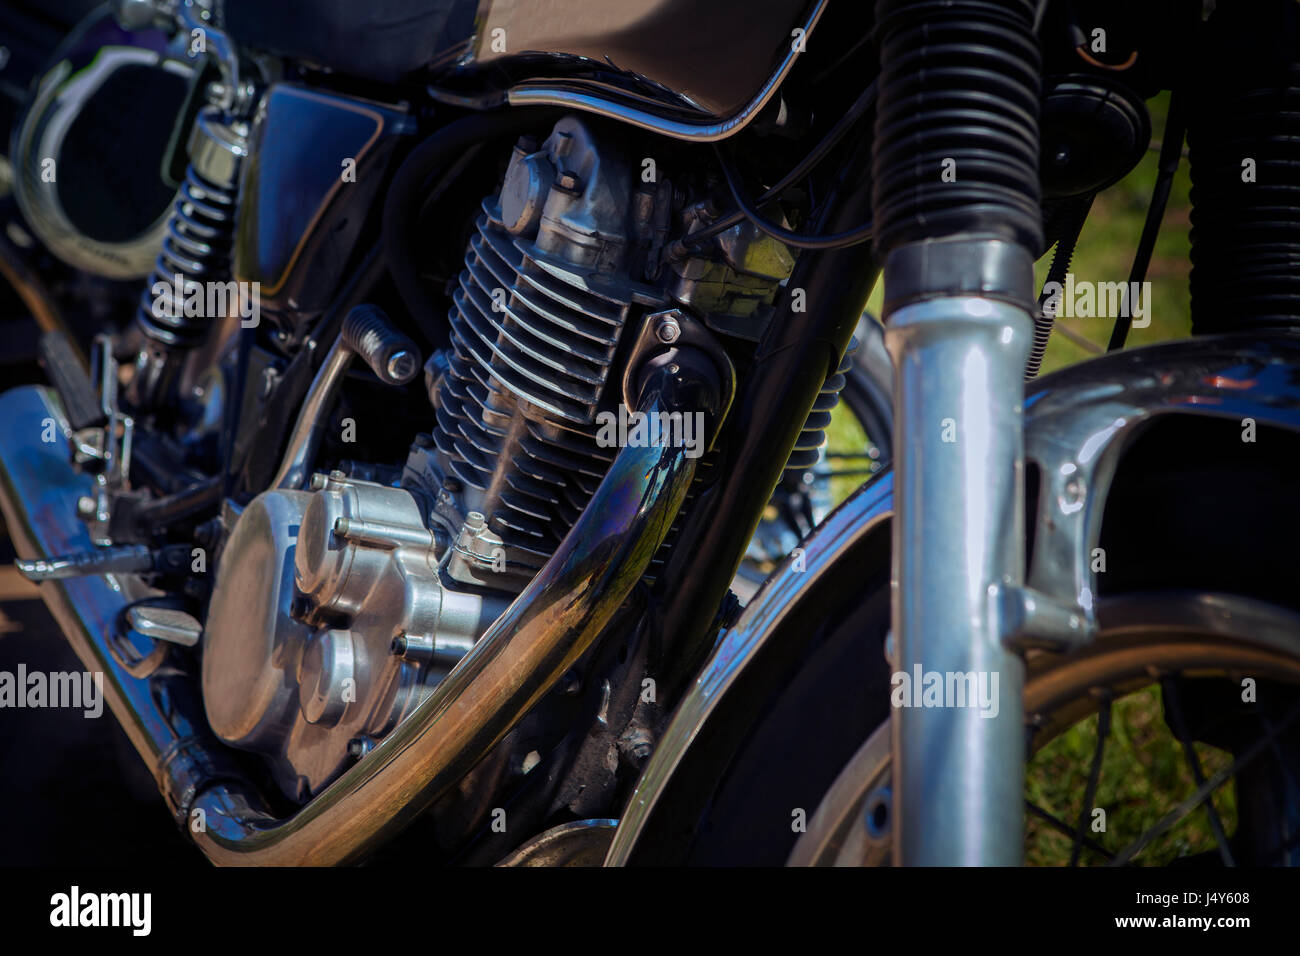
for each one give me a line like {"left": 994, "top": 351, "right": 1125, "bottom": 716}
{"left": 202, "top": 114, "right": 812, "bottom": 802}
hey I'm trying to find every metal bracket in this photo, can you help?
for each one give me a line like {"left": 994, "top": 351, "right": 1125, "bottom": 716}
{"left": 992, "top": 583, "right": 1098, "bottom": 652}
{"left": 619, "top": 307, "right": 736, "bottom": 451}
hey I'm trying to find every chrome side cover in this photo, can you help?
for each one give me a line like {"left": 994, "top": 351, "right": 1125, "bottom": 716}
{"left": 607, "top": 331, "right": 1300, "bottom": 864}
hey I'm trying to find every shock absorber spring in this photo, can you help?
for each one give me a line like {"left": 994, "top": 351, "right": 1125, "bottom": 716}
{"left": 1188, "top": 1, "right": 1300, "bottom": 334}
{"left": 127, "top": 105, "right": 249, "bottom": 409}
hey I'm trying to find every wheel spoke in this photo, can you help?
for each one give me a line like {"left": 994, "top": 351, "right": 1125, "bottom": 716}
{"left": 1108, "top": 695, "right": 1300, "bottom": 866}
{"left": 1027, "top": 799, "right": 1118, "bottom": 863}
{"left": 1161, "top": 677, "right": 1235, "bottom": 866}
{"left": 1070, "top": 693, "right": 1112, "bottom": 867}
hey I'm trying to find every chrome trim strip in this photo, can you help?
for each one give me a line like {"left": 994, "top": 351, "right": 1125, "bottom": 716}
{"left": 504, "top": 0, "right": 828, "bottom": 142}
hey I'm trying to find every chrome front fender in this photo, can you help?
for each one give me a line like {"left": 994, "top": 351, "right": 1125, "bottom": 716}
{"left": 606, "top": 331, "right": 1300, "bottom": 865}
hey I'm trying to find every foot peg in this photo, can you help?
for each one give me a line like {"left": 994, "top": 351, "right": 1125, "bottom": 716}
{"left": 17, "top": 543, "right": 193, "bottom": 582}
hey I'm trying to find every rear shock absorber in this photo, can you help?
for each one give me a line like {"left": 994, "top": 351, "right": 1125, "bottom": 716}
{"left": 126, "top": 105, "right": 249, "bottom": 409}
{"left": 873, "top": 0, "right": 1045, "bottom": 865}
{"left": 1188, "top": 1, "right": 1300, "bottom": 334}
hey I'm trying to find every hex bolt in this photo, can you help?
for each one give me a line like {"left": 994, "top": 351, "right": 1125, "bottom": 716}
{"left": 655, "top": 315, "right": 682, "bottom": 344}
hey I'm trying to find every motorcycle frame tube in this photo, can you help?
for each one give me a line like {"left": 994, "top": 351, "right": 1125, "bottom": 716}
{"left": 648, "top": 127, "right": 880, "bottom": 706}
{"left": 0, "top": 353, "right": 719, "bottom": 865}
{"left": 607, "top": 469, "right": 895, "bottom": 864}
{"left": 884, "top": 293, "right": 1033, "bottom": 866}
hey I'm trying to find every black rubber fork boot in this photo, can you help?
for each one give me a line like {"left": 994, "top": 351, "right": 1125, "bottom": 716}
{"left": 873, "top": 0, "right": 1044, "bottom": 866}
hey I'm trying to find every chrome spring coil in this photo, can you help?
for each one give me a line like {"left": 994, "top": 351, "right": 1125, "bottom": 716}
{"left": 134, "top": 162, "right": 240, "bottom": 347}
{"left": 783, "top": 335, "right": 858, "bottom": 478}
{"left": 127, "top": 107, "right": 248, "bottom": 408}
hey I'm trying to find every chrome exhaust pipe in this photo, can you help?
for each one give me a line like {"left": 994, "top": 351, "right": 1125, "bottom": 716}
{"left": 0, "top": 353, "right": 722, "bottom": 864}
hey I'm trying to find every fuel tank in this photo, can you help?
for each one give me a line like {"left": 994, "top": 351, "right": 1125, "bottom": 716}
{"left": 220, "top": 0, "right": 812, "bottom": 117}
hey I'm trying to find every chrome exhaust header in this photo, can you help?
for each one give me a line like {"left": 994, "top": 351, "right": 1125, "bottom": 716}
{"left": 0, "top": 350, "right": 722, "bottom": 864}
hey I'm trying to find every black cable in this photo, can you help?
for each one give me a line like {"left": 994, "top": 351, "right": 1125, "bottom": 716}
{"left": 382, "top": 108, "right": 561, "bottom": 345}
{"left": 712, "top": 144, "right": 874, "bottom": 250}
{"left": 684, "top": 82, "right": 877, "bottom": 248}
{"left": 1107, "top": 91, "right": 1186, "bottom": 351}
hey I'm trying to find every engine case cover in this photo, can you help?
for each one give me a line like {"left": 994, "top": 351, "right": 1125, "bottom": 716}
{"left": 202, "top": 474, "right": 507, "bottom": 801}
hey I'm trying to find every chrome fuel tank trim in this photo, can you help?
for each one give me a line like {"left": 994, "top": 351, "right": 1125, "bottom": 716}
{"left": 503, "top": 0, "right": 828, "bottom": 142}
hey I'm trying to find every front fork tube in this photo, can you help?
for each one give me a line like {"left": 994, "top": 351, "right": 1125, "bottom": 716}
{"left": 885, "top": 293, "right": 1034, "bottom": 866}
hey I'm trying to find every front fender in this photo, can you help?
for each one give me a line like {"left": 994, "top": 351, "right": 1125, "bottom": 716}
{"left": 606, "top": 331, "right": 1300, "bottom": 865}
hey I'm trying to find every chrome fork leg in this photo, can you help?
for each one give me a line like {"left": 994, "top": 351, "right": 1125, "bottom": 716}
{"left": 885, "top": 292, "right": 1033, "bottom": 866}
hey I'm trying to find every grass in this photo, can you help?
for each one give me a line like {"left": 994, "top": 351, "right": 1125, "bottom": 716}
{"left": 820, "top": 93, "right": 1230, "bottom": 863}
{"left": 1025, "top": 685, "right": 1238, "bottom": 866}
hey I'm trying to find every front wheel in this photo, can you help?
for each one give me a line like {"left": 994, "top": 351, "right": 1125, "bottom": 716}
{"left": 790, "top": 590, "right": 1300, "bottom": 866}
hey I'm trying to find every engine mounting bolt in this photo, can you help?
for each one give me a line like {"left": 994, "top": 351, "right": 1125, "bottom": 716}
{"left": 655, "top": 315, "right": 681, "bottom": 344}
{"left": 347, "top": 736, "right": 375, "bottom": 759}
{"left": 76, "top": 495, "right": 95, "bottom": 517}
{"left": 556, "top": 171, "right": 582, "bottom": 193}
{"left": 443, "top": 477, "right": 462, "bottom": 493}
{"left": 465, "top": 511, "right": 487, "bottom": 532}
{"left": 560, "top": 670, "right": 582, "bottom": 696}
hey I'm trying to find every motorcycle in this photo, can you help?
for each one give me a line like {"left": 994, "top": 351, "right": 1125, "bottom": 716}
{"left": 0, "top": 0, "right": 1297, "bottom": 867}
